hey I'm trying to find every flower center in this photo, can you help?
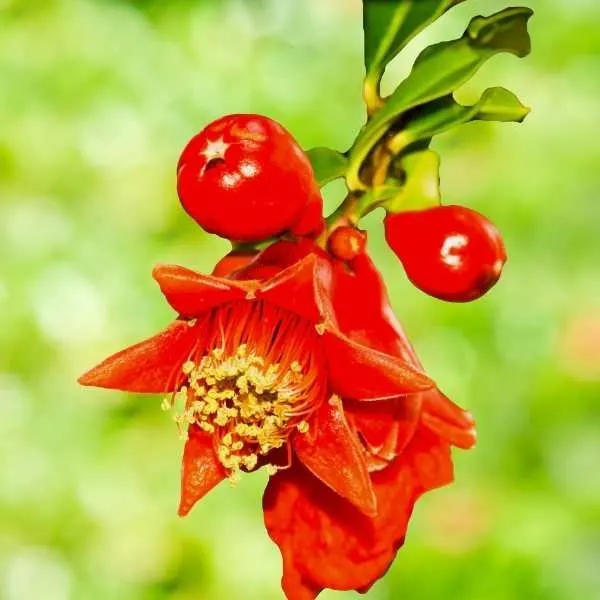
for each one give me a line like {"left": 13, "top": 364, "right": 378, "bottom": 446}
{"left": 165, "top": 300, "right": 325, "bottom": 479}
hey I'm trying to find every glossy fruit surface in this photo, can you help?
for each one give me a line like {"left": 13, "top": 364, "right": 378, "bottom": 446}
{"left": 384, "top": 205, "right": 507, "bottom": 302}
{"left": 327, "top": 226, "right": 367, "bottom": 261}
{"left": 177, "top": 114, "right": 315, "bottom": 242}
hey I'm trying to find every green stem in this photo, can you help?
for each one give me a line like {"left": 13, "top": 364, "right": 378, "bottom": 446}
{"left": 387, "top": 129, "right": 413, "bottom": 155}
{"left": 363, "top": 77, "right": 384, "bottom": 118}
{"left": 326, "top": 193, "right": 360, "bottom": 229}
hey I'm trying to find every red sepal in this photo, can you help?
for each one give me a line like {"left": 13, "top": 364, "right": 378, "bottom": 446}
{"left": 178, "top": 425, "right": 226, "bottom": 516}
{"left": 78, "top": 320, "right": 197, "bottom": 393}
{"left": 421, "top": 390, "right": 477, "bottom": 449}
{"left": 322, "top": 327, "right": 433, "bottom": 400}
{"left": 234, "top": 238, "right": 326, "bottom": 282}
{"left": 263, "top": 426, "right": 453, "bottom": 597}
{"left": 211, "top": 249, "right": 258, "bottom": 277}
{"left": 293, "top": 395, "right": 376, "bottom": 516}
{"left": 331, "top": 253, "right": 418, "bottom": 362}
{"left": 152, "top": 264, "right": 251, "bottom": 318}
{"left": 258, "top": 254, "right": 334, "bottom": 324}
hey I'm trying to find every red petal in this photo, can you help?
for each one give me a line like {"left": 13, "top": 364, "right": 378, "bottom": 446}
{"left": 78, "top": 320, "right": 197, "bottom": 392}
{"left": 345, "top": 396, "right": 421, "bottom": 469}
{"left": 178, "top": 425, "right": 225, "bottom": 516}
{"left": 331, "top": 254, "right": 418, "bottom": 361}
{"left": 294, "top": 395, "right": 376, "bottom": 516}
{"left": 330, "top": 252, "right": 476, "bottom": 455}
{"left": 421, "top": 389, "right": 477, "bottom": 449}
{"left": 280, "top": 552, "right": 322, "bottom": 600}
{"left": 152, "top": 264, "right": 250, "bottom": 318}
{"left": 264, "top": 425, "right": 453, "bottom": 595}
{"left": 232, "top": 239, "right": 331, "bottom": 284}
{"left": 211, "top": 249, "right": 258, "bottom": 277}
{"left": 250, "top": 239, "right": 323, "bottom": 270}
{"left": 322, "top": 327, "right": 434, "bottom": 400}
{"left": 258, "top": 254, "right": 334, "bottom": 324}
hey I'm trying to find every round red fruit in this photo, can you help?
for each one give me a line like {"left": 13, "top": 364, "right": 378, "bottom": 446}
{"left": 177, "top": 114, "right": 316, "bottom": 242}
{"left": 384, "top": 205, "right": 507, "bottom": 302}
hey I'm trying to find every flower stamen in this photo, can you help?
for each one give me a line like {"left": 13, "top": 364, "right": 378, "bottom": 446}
{"left": 165, "top": 300, "right": 325, "bottom": 480}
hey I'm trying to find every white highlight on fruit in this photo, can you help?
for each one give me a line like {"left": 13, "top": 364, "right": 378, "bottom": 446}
{"left": 239, "top": 161, "right": 258, "bottom": 178}
{"left": 222, "top": 172, "right": 241, "bottom": 188}
{"left": 493, "top": 258, "right": 504, "bottom": 275}
{"left": 441, "top": 234, "right": 468, "bottom": 268}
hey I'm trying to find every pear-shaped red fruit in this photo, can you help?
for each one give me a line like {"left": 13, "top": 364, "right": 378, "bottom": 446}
{"left": 384, "top": 205, "right": 507, "bottom": 302}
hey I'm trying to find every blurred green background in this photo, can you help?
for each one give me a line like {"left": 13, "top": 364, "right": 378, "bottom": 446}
{"left": 1, "top": 1, "right": 599, "bottom": 599}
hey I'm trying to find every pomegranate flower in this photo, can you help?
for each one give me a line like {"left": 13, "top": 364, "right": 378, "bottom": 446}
{"left": 79, "top": 240, "right": 476, "bottom": 598}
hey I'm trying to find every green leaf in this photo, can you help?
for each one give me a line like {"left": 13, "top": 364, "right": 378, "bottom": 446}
{"left": 363, "top": 0, "right": 466, "bottom": 85}
{"left": 386, "top": 150, "right": 441, "bottom": 212}
{"left": 389, "top": 87, "right": 530, "bottom": 153}
{"left": 349, "top": 6, "right": 533, "bottom": 189}
{"left": 306, "top": 147, "right": 348, "bottom": 187}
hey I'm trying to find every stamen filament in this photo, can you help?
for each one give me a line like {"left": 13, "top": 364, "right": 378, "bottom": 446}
{"left": 165, "top": 300, "right": 325, "bottom": 480}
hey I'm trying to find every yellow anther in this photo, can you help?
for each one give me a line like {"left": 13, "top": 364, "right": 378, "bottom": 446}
{"left": 191, "top": 383, "right": 206, "bottom": 396}
{"left": 199, "top": 422, "right": 215, "bottom": 433}
{"left": 190, "top": 399, "right": 205, "bottom": 412}
{"left": 297, "top": 420, "right": 309, "bottom": 434}
{"left": 161, "top": 396, "right": 172, "bottom": 412}
{"left": 242, "top": 454, "right": 258, "bottom": 470}
{"left": 236, "top": 375, "right": 248, "bottom": 393}
{"left": 273, "top": 404, "right": 288, "bottom": 418}
{"left": 234, "top": 423, "right": 247, "bottom": 436}
{"left": 172, "top": 323, "right": 320, "bottom": 481}
{"left": 221, "top": 453, "right": 241, "bottom": 470}
{"left": 202, "top": 399, "right": 218, "bottom": 415}
{"left": 266, "top": 464, "right": 278, "bottom": 476}
{"left": 214, "top": 411, "right": 230, "bottom": 427}
{"left": 182, "top": 361, "right": 195, "bottom": 375}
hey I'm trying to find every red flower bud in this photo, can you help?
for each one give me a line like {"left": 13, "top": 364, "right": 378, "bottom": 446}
{"left": 177, "top": 114, "right": 316, "bottom": 243}
{"left": 327, "top": 226, "right": 367, "bottom": 261}
{"left": 384, "top": 205, "right": 507, "bottom": 302}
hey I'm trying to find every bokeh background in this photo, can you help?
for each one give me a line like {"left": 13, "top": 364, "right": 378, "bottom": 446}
{"left": 1, "top": 0, "right": 599, "bottom": 599}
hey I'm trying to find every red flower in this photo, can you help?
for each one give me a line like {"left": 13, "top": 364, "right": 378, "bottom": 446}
{"left": 79, "top": 239, "right": 475, "bottom": 599}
